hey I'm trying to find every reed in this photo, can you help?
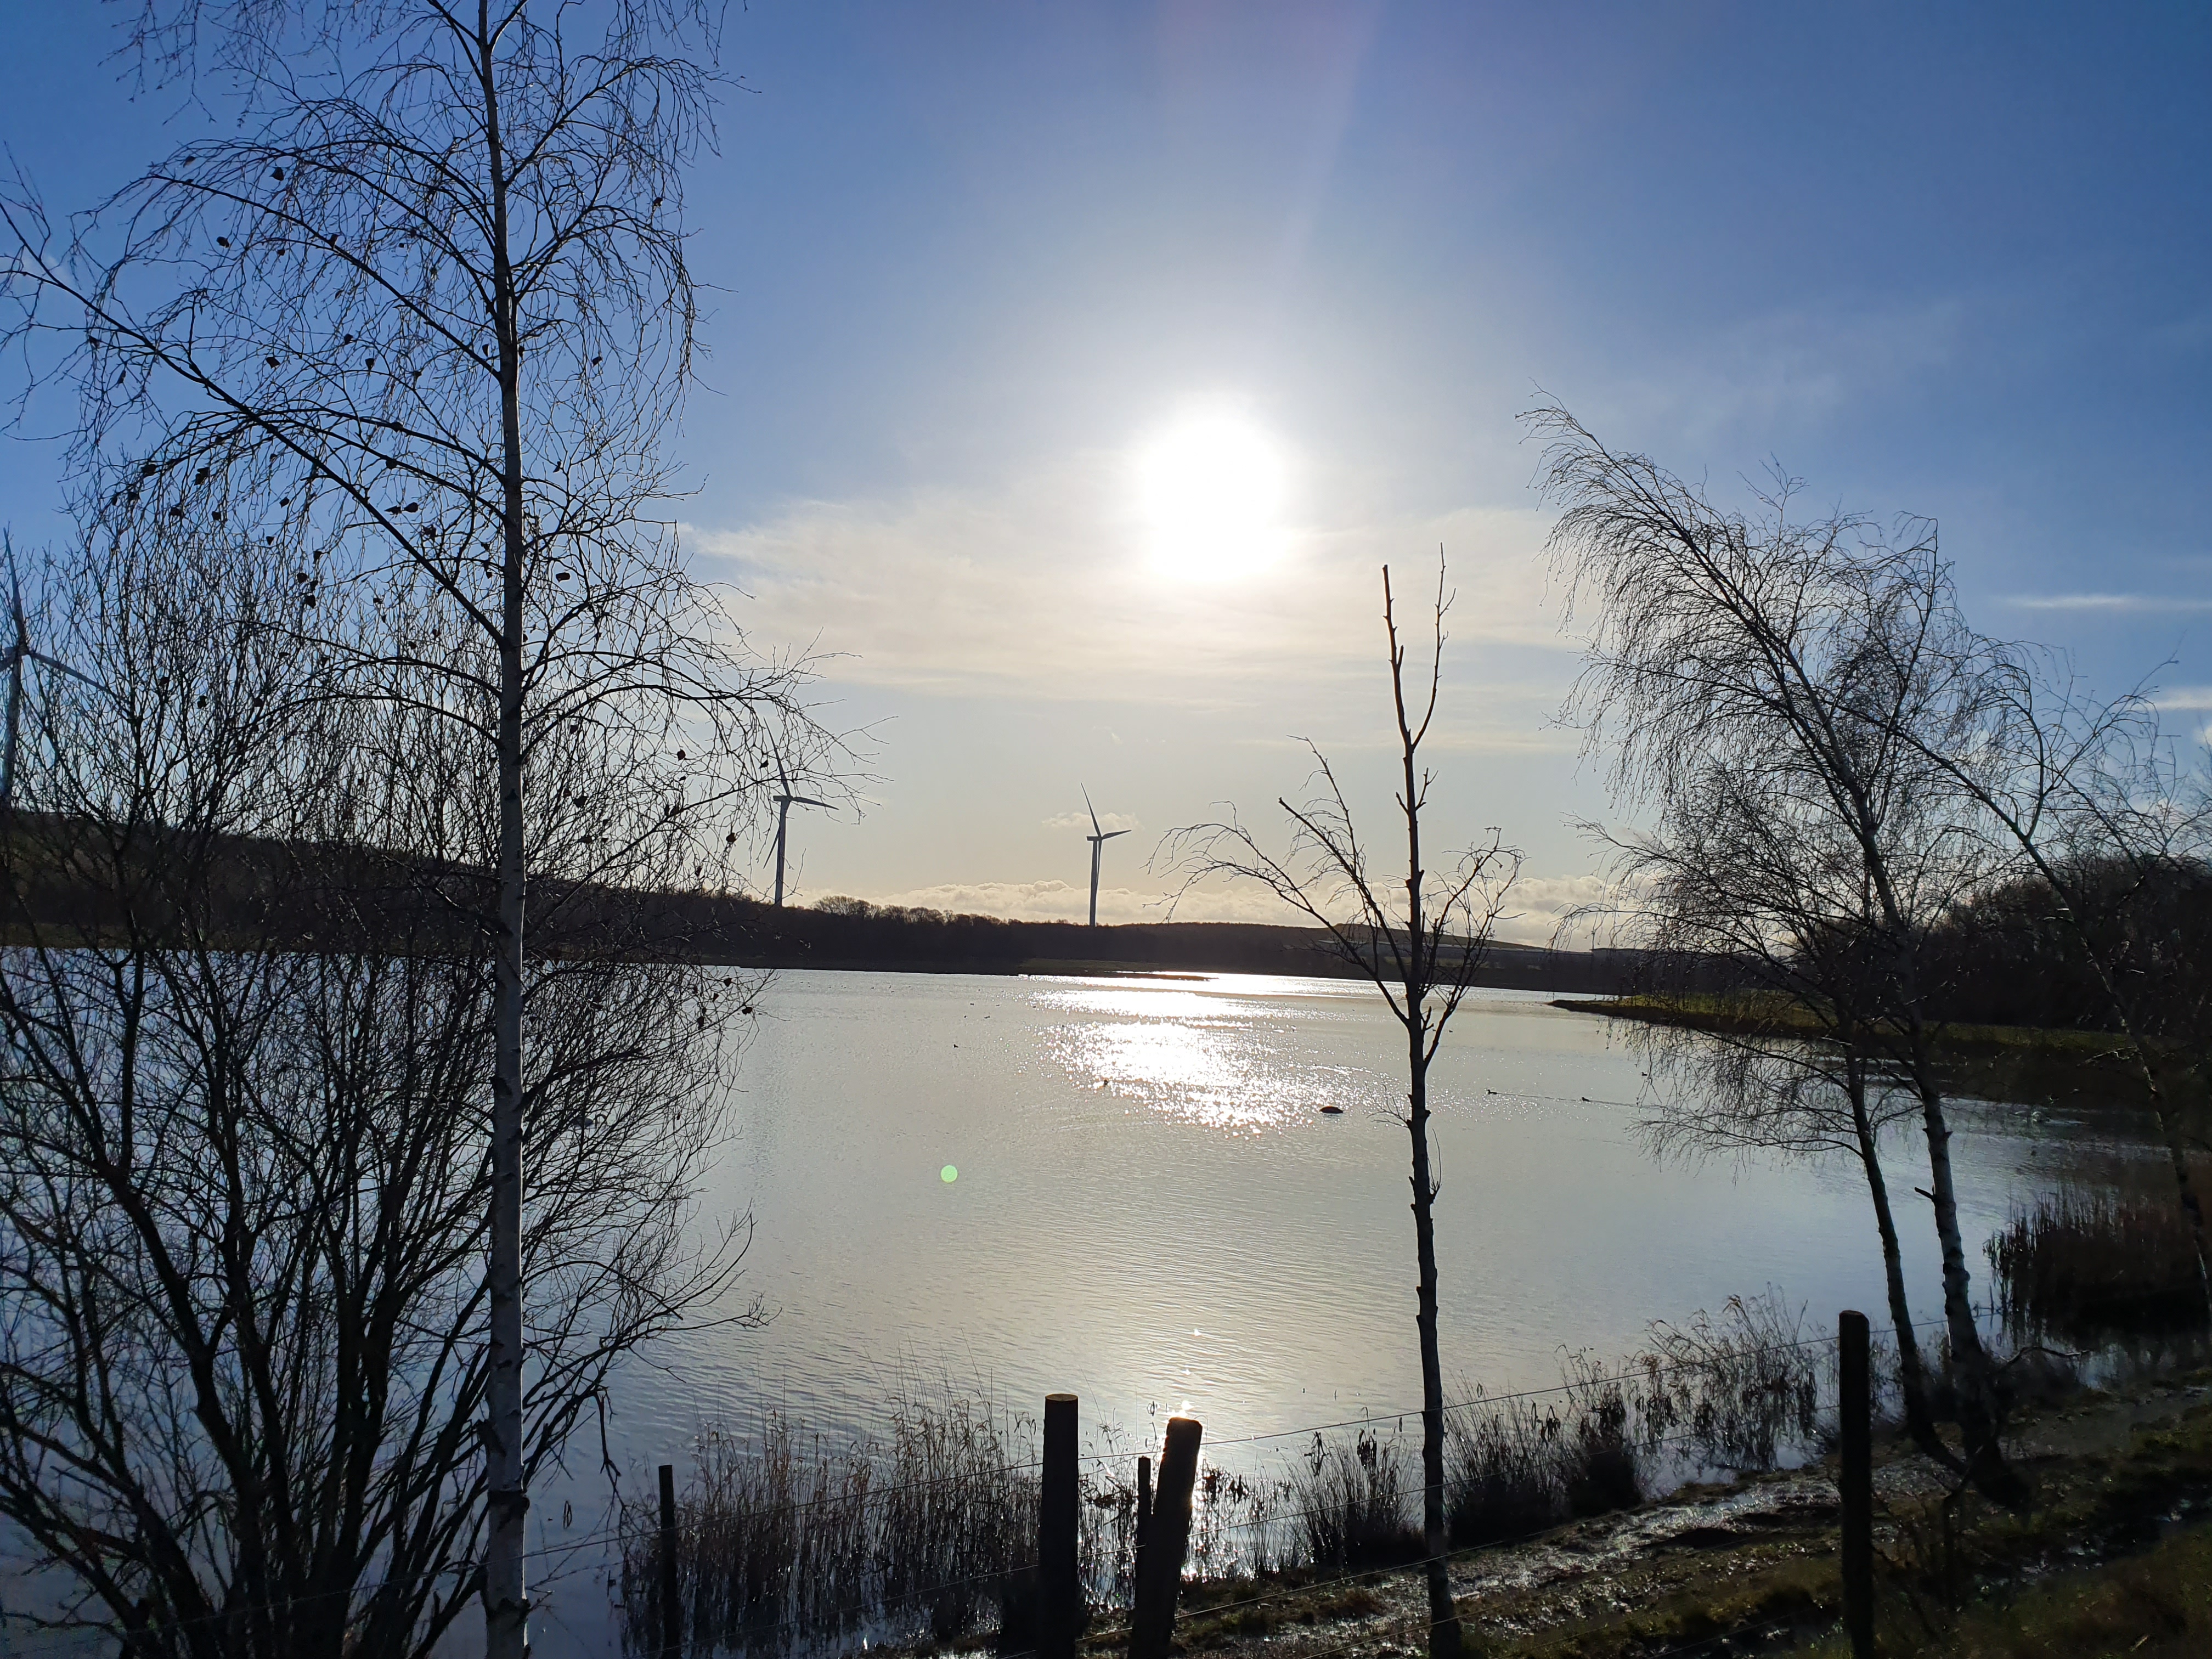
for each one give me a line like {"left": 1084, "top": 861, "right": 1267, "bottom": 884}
{"left": 620, "top": 1401, "right": 1036, "bottom": 1655}
{"left": 1285, "top": 1427, "right": 1423, "bottom": 1571}
{"left": 1989, "top": 1184, "right": 2208, "bottom": 1342}
{"left": 1638, "top": 1289, "right": 1824, "bottom": 1473}
{"left": 1444, "top": 1395, "right": 1566, "bottom": 1544}
{"left": 1442, "top": 1291, "right": 1823, "bottom": 1544}
{"left": 618, "top": 1293, "right": 1843, "bottom": 1654}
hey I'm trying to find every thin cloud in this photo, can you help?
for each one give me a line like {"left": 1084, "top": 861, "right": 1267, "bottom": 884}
{"left": 689, "top": 457, "right": 1564, "bottom": 708}
{"left": 2151, "top": 686, "right": 2212, "bottom": 712}
{"left": 1042, "top": 810, "right": 1140, "bottom": 832}
{"left": 1605, "top": 298, "right": 1965, "bottom": 449}
{"left": 2006, "top": 593, "right": 2212, "bottom": 614}
{"left": 843, "top": 868, "right": 1604, "bottom": 946}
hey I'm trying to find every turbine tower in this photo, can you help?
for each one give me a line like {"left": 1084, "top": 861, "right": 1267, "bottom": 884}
{"left": 1080, "top": 787, "right": 1130, "bottom": 928}
{"left": 771, "top": 759, "right": 830, "bottom": 907}
{"left": 1, "top": 538, "right": 102, "bottom": 812}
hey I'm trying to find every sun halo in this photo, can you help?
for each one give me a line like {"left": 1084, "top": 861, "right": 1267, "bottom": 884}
{"left": 1133, "top": 412, "right": 1288, "bottom": 581}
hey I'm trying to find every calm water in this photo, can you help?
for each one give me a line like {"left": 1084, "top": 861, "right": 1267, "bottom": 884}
{"left": 622, "top": 970, "right": 2137, "bottom": 1443}
{"left": 502, "top": 968, "right": 2157, "bottom": 1652}
{"left": 0, "top": 966, "right": 2111, "bottom": 1657}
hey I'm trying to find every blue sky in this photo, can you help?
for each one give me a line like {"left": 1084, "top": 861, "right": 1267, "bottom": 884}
{"left": 3, "top": 3, "right": 2208, "bottom": 934}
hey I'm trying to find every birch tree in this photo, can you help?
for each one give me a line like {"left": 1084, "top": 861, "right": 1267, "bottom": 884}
{"left": 1531, "top": 404, "right": 2025, "bottom": 1502}
{"left": 1, "top": 7, "right": 818, "bottom": 1653}
{"left": 1859, "top": 641, "right": 2212, "bottom": 1322}
{"left": 1589, "top": 758, "right": 1959, "bottom": 1471}
{"left": 0, "top": 523, "right": 759, "bottom": 1659}
{"left": 1163, "top": 560, "right": 1521, "bottom": 1659}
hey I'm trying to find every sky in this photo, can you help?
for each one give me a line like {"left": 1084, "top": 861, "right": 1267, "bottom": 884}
{"left": 2, "top": 3, "right": 2208, "bottom": 939}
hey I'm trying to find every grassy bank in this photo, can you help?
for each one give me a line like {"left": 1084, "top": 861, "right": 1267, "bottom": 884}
{"left": 1475, "top": 1375, "right": 2212, "bottom": 1659}
{"left": 1553, "top": 993, "right": 2206, "bottom": 1119}
{"left": 1551, "top": 992, "right": 2128, "bottom": 1059}
{"left": 617, "top": 1295, "right": 1830, "bottom": 1655}
{"left": 1788, "top": 1521, "right": 2212, "bottom": 1658}
{"left": 1137, "top": 1371, "right": 2212, "bottom": 1659}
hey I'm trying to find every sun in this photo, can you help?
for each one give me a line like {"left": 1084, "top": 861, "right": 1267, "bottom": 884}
{"left": 1134, "top": 411, "right": 1288, "bottom": 580}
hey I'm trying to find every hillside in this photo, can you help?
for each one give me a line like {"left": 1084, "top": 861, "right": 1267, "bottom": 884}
{"left": 665, "top": 894, "right": 1643, "bottom": 992}
{"left": 0, "top": 815, "right": 1640, "bottom": 993}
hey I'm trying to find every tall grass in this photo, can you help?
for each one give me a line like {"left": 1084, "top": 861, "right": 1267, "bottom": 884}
{"left": 1438, "top": 1291, "right": 1821, "bottom": 1546}
{"left": 1989, "top": 1184, "right": 2208, "bottom": 1342}
{"left": 1288, "top": 1427, "right": 1423, "bottom": 1570}
{"left": 619, "top": 1293, "right": 1836, "bottom": 1655}
{"left": 1639, "top": 1290, "right": 1824, "bottom": 1472}
{"left": 620, "top": 1401, "right": 1037, "bottom": 1655}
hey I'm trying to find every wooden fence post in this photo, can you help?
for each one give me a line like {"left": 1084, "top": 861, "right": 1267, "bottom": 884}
{"left": 1839, "top": 1310, "right": 1873, "bottom": 1659}
{"left": 1041, "top": 1393, "right": 1080, "bottom": 1659}
{"left": 1131, "top": 1452, "right": 1153, "bottom": 1609}
{"left": 658, "top": 1462, "right": 682, "bottom": 1659}
{"left": 1129, "top": 1417, "right": 1203, "bottom": 1659}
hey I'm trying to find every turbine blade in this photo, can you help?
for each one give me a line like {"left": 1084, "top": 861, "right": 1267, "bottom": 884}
{"left": 1082, "top": 785, "right": 1101, "bottom": 837}
{"left": 26, "top": 651, "right": 101, "bottom": 693}
{"left": 1102, "top": 829, "right": 1132, "bottom": 840}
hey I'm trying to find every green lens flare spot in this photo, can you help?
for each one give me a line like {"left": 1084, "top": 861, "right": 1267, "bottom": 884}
{"left": 940, "top": 1165, "right": 958, "bottom": 1184}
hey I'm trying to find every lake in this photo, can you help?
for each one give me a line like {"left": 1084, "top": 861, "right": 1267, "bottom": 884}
{"left": 513, "top": 967, "right": 2158, "bottom": 1654}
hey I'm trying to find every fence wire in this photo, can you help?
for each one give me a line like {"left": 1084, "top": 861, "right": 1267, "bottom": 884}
{"left": 4, "top": 1308, "right": 1990, "bottom": 1653}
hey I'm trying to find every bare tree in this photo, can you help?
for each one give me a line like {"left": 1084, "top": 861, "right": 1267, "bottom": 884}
{"left": 1858, "top": 640, "right": 2212, "bottom": 1321}
{"left": 1161, "top": 560, "right": 1520, "bottom": 1659}
{"left": 0, "top": 521, "right": 761, "bottom": 1658}
{"left": 0, "top": 7, "right": 824, "bottom": 1652}
{"left": 1586, "top": 756, "right": 1960, "bottom": 1472}
{"left": 1531, "top": 403, "right": 2025, "bottom": 1502}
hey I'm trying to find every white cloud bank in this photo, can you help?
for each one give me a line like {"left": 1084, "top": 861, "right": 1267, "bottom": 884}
{"left": 2006, "top": 593, "right": 2212, "bottom": 614}
{"left": 830, "top": 866, "right": 1617, "bottom": 947}
{"left": 691, "top": 454, "right": 1566, "bottom": 716}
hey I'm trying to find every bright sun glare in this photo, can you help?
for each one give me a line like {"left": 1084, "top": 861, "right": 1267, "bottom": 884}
{"left": 1134, "top": 412, "right": 1287, "bottom": 579}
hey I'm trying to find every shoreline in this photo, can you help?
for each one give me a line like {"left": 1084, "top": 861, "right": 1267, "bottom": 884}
{"left": 1550, "top": 995, "right": 2199, "bottom": 1117}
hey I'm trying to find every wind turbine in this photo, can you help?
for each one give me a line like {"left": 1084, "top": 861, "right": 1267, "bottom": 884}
{"left": 1079, "top": 787, "right": 1130, "bottom": 928}
{"left": 770, "top": 759, "right": 830, "bottom": 907}
{"left": 1, "top": 538, "right": 103, "bottom": 812}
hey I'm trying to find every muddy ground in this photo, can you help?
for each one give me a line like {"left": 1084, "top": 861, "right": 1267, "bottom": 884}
{"left": 1062, "top": 1373, "right": 2212, "bottom": 1659}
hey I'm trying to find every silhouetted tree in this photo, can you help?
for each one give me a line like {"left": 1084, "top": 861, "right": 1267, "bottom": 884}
{"left": 0, "top": 7, "right": 824, "bottom": 1652}
{"left": 1585, "top": 760, "right": 1958, "bottom": 1473}
{"left": 1532, "top": 402, "right": 2025, "bottom": 1502}
{"left": 0, "top": 524, "right": 761, "bottom": 1659}
{"left": 1859, "top": 644, "right": 2212, "bottom": 1321}
{"left": 1163, "top": 558, "right": 1520, "bottom": 1659}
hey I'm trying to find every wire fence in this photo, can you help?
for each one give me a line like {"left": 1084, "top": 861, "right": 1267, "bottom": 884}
{"left": 605, "top": 1303, "right": 1967, "bottom": 1657}
{"left": 8, "top": 1300, "right": 2159, "bottom": 1657}
{"left": 627, "top": 1396, "right": 1884, "bottom": 1659}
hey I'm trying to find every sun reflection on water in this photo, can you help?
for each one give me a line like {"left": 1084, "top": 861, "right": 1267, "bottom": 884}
{"left": 1030, "top": 974, "right": 1400, "bottom": 1130}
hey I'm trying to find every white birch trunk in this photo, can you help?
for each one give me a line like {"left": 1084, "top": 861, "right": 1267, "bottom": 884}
{"left": 483, "top": 6, "right": 531, "bottom": 1650}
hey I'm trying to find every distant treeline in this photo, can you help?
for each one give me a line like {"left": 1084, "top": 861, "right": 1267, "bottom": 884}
{"left": 3, "top": 816, "right": 1641, "bottom": 992}
{"left": 704, "top": 893, "right": 1646, "bottom": 992}
{"left": 1613, "top": 855, "right": 2212, "bottom": 1042}
{"left": 25, "top": 819, "right": 2194, "bottom": 1021}
{"left": 1920, "top": 858, "right": 2212, "bottom": 1035}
